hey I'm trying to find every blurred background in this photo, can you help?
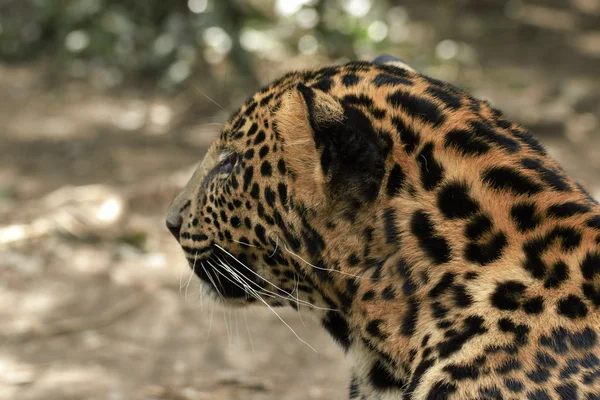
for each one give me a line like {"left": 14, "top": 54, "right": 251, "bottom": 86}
{"left": 1, "top": 0, "right": 599, "bottom": 399}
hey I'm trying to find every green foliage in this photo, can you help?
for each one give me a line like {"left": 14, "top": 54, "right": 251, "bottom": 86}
{"left": 0, "top": 0, "right": 406, "bottom": 90}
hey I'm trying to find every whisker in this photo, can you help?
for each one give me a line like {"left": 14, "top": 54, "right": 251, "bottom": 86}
{"left": 184, "top": 252, "right": 199, "bottom": 303}
{"left": 222, "top": 306, "right": 231, "bottom": 348}
{"left": 235, "top": 310, "right": 240, "bottom": 348}
{"left": 191, "top": 83, "right": 224, "bottom": 110}
{"left": 213, "top": 250, "right": 336, "bottom": 311}
{"left": 201, "top": 263, "right": 225, "bottom": 301}
{"left": 206, "top": 260, "right": 278, "bottom": 302}
{"left": 294, "top": 273, "right": 307, "bottom": 327}
{"left": 213, "top": 266, "right": 227, "bottom": 293}
{"left": 207, "top": 304, "right": 214, "bottom": 338}
{"left": 246, "top": 285, "right": 318, "bottom": 353}
{"left": 268, "top": 235, "right": 279, "bottom": 258}
{"left": 283, "top": 244, "right": 373, "bottom": 280}
{"left": 204, "top": 259, "right": 316, "bottom": 351}
{"left": 244, "top": 313, "right": 255, "bottom": 352}
{"left": 197, "top": 277, "right": 204, "bottom": 311}
{"left": 232, "top": 239, "right": 257, "bottom": 247}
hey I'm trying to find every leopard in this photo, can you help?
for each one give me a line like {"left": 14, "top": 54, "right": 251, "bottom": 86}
{"left": 166, "top": 55, "right": 600, "bottom": 399}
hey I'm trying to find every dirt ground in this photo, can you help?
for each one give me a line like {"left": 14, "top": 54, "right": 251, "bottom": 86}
{"left": 1, "top": 3, "right": 600, "bottom": 400}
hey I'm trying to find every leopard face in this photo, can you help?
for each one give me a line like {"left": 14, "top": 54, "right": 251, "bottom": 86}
{"left": 167, "top": 56, "right": 600, "bottom": 399}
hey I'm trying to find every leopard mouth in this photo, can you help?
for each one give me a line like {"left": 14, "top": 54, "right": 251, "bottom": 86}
{"left": 185, "top": 247, "right": 263, "bottom": 301}
{"left": 190, "top": 259, "right": 249, "bottom": 299}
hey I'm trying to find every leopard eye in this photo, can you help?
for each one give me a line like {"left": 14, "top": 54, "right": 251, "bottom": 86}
{"left": 218, "top": 153, "right": 239, "bottom": 174}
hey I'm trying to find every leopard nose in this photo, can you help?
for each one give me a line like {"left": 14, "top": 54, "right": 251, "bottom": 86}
{"left": 166, "top": 212, "right": 183, "bottom": 240}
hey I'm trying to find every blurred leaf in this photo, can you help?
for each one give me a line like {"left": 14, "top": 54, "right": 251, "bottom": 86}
{"left": 0, "top": 0, "right": 398, "bottom": 91}
{"left": 118, "top": 231, "right": 148, "bottom": 250}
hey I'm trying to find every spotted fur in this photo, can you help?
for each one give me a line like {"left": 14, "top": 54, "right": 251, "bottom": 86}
{"left": 166, "top": 57, "right": 600, "bottom": 399}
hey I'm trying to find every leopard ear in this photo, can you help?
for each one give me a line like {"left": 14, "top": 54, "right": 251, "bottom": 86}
{"left": 278, "top": 83, "right": 388, "bottom": 206}
{"left": 373, "top": 54, "right": 416, "bottom": 72}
